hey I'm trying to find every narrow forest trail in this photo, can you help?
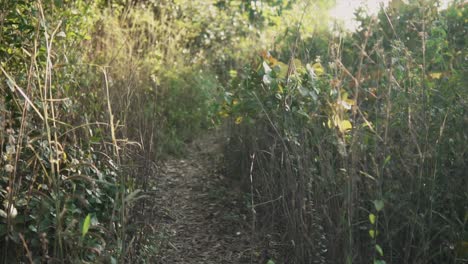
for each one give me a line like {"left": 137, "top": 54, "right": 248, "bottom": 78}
{"left": 150, "top": 131, "right": 258, "bottom": 264}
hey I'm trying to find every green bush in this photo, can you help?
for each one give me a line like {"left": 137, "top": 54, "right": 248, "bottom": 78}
{"left": 223, "top": 1, "right": 467, "bottom": 263}
{"left": 156, "top": 68, "right": 221, "bottom": 156}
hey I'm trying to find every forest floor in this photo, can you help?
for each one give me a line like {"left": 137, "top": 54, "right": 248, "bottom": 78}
{"left": 148, "top": 131, "right": 268, "bottom": 264}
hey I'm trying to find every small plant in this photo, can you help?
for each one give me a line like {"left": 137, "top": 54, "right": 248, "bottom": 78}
{"left": 369, "top": 200, "right": 385, "bottom": 264}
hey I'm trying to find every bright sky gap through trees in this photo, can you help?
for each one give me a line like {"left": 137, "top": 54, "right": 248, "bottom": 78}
{"left": 331, "top": 0, "right": 453, "bottom": 31}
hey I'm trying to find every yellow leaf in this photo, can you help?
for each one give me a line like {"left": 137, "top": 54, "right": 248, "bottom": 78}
{"left": 235, "top": 116, "right": 243, "bottom": 125}
{"left": 344, "top": 98, "right": 355, "bottom": 106}
{"left": 277, "top": 62, "right": 289, "bottom": 78}
{"left": 229, "top": 70, "right": 238, "bottom": 78}
{"left": 312, "top": 62, "right": 325, "bottom": 76}
{"left": 218, "top": 111, "right": 229, "bottom": 118}
{"left": 429, "top": 72, "right": 442, "bottom": 79}
{"left": 293, "top": 59, "right": 304, "bottom": 71}
{"left": 277, "top": 85, "right": 284, "bottom": 94}
{"left": 260, "top": 50, "right": 279, "bottom": 66}
{"left": 339, "top": 120, "right": 353, "bottom": 133}
{"left": 269, "top": 57, "right": 279, "bottom": 66}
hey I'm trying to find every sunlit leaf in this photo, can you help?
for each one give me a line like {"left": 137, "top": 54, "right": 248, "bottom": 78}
{"left": 369, "top": 213, "right": 376, "bottom": 224}
{"left": 312, "top": 62, "right": 324, "bottom": 76}
{"left": 369, "top": 229, "right": 376, "bottom": 238}
{"left": 275, "top": 62, "right": 289, "bottom": 78}
{"left": 339, "top": 120, "right": 353, "bottom": 133}
{"left": 263, "top": 61, "right": 272, "bottom": 74}
{"left": 429, "top": 72, "right": 442, "bottom": 79}
{"left": 277, "top": 84, "right": 284, "bottom": 94}
{"left": 82, "top": 214, "right": 91, "bottom": 238}
{"left": 293, "top": 58, "right": 304, "bottom": 72}
{"left": 229, "top": 70, "right": 238, "bottom": 78}
{"left": 344, "top": 98, "right": 355, "bottom": 106}
{"left": 218, "top": 111, "right": 229, "bottom": 118}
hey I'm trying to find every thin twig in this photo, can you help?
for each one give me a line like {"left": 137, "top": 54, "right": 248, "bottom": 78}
{"left": 0, "top": 66, "right": 44, "bottom": 120}
{"left": 249, "top": 152, "right": 256, "bottom": 264}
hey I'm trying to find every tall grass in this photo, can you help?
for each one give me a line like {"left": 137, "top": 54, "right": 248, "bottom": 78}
{"left": 223, "top": 1, "right": 467, "bottom": 263}
{"left": 0, "top": 0, "right": 223, "bottom": 262}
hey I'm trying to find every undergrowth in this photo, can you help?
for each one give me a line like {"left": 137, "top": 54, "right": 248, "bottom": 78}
{"left": 223, "top": 1, "right": 467, "bottom": 263}
{"left": 1, "top": 0, "right": 466, "bottom": 263}
{"left": 0, "top": 0, "right": 227, "bottom": 262}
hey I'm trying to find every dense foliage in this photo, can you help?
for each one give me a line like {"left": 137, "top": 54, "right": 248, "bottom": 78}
{"left": 223, "top": 0, "right": 467, "bottom": 263}
{"left": 1, "top": 0, "right": 466, "bottom": 263}
{"left": 0, "top": 0, "right": 252, "bottom": 262}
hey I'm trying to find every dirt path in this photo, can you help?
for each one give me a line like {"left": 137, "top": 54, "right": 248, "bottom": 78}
{"left": 150, "top": 133, "right": 257, "bottom": 264}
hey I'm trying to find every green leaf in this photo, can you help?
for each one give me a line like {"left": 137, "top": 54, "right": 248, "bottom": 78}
{"left": 369, "top": 229, "right": 376, "bottom": 238}
{"left": 28, "top": 225, "right": 37, "bottom": 233}
{"left": 369, "top": 213, "right": 376, "bottom": 225}
{"left": 373, "top": 200, "right": 384, "bottom": 212}
{"left": 383, "top": 155, "right": 391, "bottom": 166}
{"left": 374, "top": 260, "right": 386, "bottom": 264}
{"left": 267, "top": 260, "right": 276, "bottom": 264}
{"left": 82, "top": 214, "right": 91, "bottom": 238}
{"left": 375, "top": 244, "right": 384, "bottom": 257}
